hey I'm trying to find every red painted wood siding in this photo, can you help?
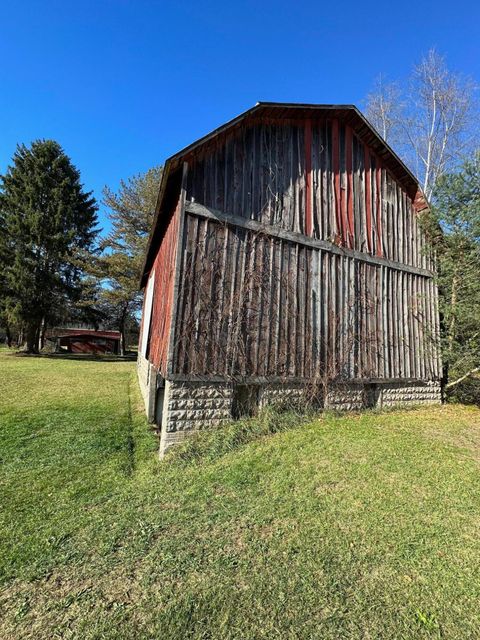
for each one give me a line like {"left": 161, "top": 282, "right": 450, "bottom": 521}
{"left": 144, "top": 195, "right": 181, "bottom": 375}
{"left": 185, "top": 118, "right": 426, "bottom": 266}
{"left": 60, "top": 337, "right": 119, "bottom": 354}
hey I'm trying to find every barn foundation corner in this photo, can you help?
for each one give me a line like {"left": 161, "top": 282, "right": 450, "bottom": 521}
{"left": 158, "top": 380, "right": 234, "bottom": 457}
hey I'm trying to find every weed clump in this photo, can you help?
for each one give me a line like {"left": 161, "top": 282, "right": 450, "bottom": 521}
{"left": 165, "top": 404, "right": 319, "bottom": 464}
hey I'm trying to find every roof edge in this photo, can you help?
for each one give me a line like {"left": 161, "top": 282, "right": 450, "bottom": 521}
{"left": 139, "top": 162, "right": 173, "bottom": 288}
{"left": 140, "top": 102, "right": 430, "bottom": 284}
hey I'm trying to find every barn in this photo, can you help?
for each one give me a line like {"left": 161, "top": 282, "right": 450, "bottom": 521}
{"left": 138, "top": 103, "right": 442, "bottom": 455}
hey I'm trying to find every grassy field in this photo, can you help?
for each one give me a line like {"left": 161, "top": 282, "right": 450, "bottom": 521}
{"left": 1, "top": 350, "right": 480, "bottom": 639}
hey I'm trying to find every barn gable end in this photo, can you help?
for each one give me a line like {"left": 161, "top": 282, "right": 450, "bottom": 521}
{"left": 138, "top": 103, "right": 442, "bottom": 455}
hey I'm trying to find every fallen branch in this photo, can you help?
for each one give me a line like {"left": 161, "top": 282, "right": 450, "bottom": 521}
{"left": 445, "top": 367, "right": 480, "bottom": 389}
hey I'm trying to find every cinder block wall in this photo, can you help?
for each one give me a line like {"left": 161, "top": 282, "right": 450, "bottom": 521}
{"left": 136, "top": 362, "right": 443, "bottom": 456}
{"left": 260, "top": 383, "right": 307, "bottom": 409}
{"left": 381, "top": 381, "right": 442, "bottom": 407}
{"left": 158, "top": 381, "right": 233, "bottom": 456}
{"left": 164, "top": 381, "right": 233, "bottom": 432}
{"left": 325, "top": 384, "right": 366, "bottom": 411}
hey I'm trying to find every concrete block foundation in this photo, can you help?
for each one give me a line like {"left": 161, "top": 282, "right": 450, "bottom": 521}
{"left": 137, "top": 362, "right": 442, "bottom": 456}
{"left": 159, "top": 381, "right": 233, "bottom": 455}
{"left": 380, "top": 381, "right": 442, "bottom": 407}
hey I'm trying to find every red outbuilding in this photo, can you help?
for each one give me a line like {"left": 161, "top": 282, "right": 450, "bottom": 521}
{"left": 48, "top": 329, "right": 121, "bottom": 354}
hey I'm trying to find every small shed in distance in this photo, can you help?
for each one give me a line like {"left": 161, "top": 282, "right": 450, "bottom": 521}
{"left": 48, "top": 329, "right": 121, "bottom": 354}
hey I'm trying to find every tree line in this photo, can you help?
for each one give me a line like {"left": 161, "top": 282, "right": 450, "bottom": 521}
{"left": 0, "top": 140, "right": 161, "bottom": 355}
{"left": 0, "top": 48, "right": 478, "bottom": 397}
{"left": 365, "top": 48, "right": 480, "bottom": 399}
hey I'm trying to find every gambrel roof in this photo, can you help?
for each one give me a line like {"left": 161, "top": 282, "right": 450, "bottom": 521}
{"left": 141, "top": 102, "right": 429, "bottom": 286}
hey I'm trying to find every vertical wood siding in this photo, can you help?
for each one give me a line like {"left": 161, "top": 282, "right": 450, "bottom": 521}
{"left": 185, "top": 118, "right": 432, "bottom": 272}
{"left": 150, "top": 115, "right": 440, "bottom": 382}
{"left": 172, "top": 213, "right": 441, "bottom": 381}
{"left": 144, "top": 195, "right": 181, "bottom": 375}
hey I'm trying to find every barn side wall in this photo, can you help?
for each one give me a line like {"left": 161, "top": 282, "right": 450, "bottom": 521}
{"left": 144, "top": 194, "right": 182, "bottom": 375}
{"left": 141, "top": 115, "right": 443, "bottom": 455}
{"left": 172, "top": 116, "right": 441, "bottom": 383}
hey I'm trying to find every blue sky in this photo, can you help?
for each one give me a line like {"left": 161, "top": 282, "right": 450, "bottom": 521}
{"left": 1, "top": 0, "right": 479, "bottom": 234}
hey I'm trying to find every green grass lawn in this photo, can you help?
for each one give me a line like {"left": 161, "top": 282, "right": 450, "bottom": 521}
{"left": 1, "top": 350, "right": 480, "bottom": 639}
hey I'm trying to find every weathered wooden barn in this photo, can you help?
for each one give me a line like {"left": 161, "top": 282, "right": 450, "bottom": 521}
{"left": 138, "top": 103, "right": 442, "bottom": 455}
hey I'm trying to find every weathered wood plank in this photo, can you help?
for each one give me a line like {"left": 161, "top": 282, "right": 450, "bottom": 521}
{"left": 168, "top": 118, "right": 441, "bottom": 385}
{"left": 185, "top": 201, "right": 435, "bottom": 278}
{"left": 166, "top": 162, "right": 189, "bottom": 376}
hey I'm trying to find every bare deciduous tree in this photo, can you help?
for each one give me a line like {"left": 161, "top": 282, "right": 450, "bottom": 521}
{"left": 365, "top": 75, "right": 403, "bottom": 144}
{"left": 364, "top": 49, "right": 478, "bottom": 200}
{"left": 406, "top": 49, "right": 477, "bottom": 199}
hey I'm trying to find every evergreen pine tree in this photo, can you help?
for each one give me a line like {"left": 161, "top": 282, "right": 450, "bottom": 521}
{"left": 0, "top": 203, "right": 13, "bottom": 346}
{"left": 430, "top": 152, "right": 480, "bottom": 397}
{"left": 0, "top": 140, "right": 98, "bottom": 352}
